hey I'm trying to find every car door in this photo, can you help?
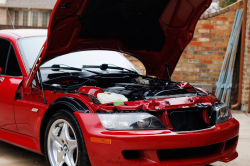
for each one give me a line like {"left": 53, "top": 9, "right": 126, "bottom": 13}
{"left": 0, "top": 38, "right": 23, "bottom": 132}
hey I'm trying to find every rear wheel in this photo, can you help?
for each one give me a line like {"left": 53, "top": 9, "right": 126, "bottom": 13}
{"left": 44, "top": 109, "right": 91, "bottom": 166}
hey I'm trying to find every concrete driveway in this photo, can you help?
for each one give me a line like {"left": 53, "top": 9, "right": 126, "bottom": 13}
{"left": 0, "top": 111, "right": 249, "bottom": 166}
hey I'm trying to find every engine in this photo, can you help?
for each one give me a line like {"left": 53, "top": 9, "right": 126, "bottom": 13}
{"left": 44, "top": 74, "right": 196, "bottom": 103}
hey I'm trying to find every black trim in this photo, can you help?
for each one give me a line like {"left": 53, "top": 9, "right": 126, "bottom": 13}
{"left": 49, "top": 97, "right": 91, "bottom": 113}
{"left": 0, "top": 37, "right": 23, "bottom": 76}
{"left": 4, "top": 45, "right": 11, "bottom": 75}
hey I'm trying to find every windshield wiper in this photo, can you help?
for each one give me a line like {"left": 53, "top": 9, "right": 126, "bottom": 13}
{"left": 82, "top": 64, "right": 138, "bottom": 74}
{"left": 40, "top": 64, "right": 101, "bottom": 74}
{"left": 41, "top": 64, "right": 82, "bottom": 71}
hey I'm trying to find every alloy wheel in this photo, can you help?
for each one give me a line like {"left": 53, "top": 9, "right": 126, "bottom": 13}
{"left": 47, "top": 119, "right": 78, "bottom": 166}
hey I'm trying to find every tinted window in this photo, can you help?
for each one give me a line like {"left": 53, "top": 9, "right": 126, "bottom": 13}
{"left": 6, "top": 47, "right": 22, "bottom": 76}
{"left": 0, "top": 39, "right": 10, "bottom": 73}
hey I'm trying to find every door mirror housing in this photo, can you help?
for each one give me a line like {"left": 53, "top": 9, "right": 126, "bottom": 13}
{"left": 0, "top": 67, "right": 2, "bottom": 75}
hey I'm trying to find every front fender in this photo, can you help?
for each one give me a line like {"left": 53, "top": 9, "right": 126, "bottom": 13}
{"left": 48, "top": 97, "right": 91, "bottom": 113}
{"left": 40, "top": 96, "right": 91, "bottom": 154}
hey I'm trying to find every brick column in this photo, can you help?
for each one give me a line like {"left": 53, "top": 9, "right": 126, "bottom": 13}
{"left": 241, "top": 0, "right": 250, "bottom": 112}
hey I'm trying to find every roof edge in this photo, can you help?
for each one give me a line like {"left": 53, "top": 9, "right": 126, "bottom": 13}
{"left": 200, "top": 0, "right": 243, "bottom": 20}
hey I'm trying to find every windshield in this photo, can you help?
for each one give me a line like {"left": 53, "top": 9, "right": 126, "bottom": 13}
{"left": 17, "top": 36, "right": 140, "bottom": 75}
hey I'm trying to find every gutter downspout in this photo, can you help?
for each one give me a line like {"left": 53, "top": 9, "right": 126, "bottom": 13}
{"left": 231, "top": 0, "right": 247, "bottom": 109}
{"left": 249, "top": 81, "right": 250, "bottom": 113}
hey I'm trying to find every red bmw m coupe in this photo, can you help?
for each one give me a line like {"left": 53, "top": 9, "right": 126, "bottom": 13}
{"left": 0, "top": 0, "right": 239, "bottom": 166}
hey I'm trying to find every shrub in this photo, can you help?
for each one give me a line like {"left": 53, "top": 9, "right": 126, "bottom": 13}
{"left": 219, "top": 0, "right": 237, "bottom": 8}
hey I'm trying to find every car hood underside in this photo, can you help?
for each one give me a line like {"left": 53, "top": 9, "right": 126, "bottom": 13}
{"left": 26, "top": 0, "right": 212, "bottom": 87}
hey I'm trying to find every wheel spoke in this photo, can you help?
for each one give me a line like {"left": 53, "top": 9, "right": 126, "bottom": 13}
{"left": 52, "top": 134, "right": 63, "bottom": 148}
{"left": 59, "top": 123, "right": 68, "bottom": 141}
{"left": 58, "top": 160, "right": 64, "bottom": 166}
{"left": 54, "top": 139, "right": 62, "bottom": 149}
{"left": 65, "top": 125, "right": 75, "bottom": 145}
{"left": 64, "top": 153, "right": 74, "bottom": 166}
{"left": 67, "top": 138, "right": 77, "bottom": 149}
{"left": 68, "top": 142, "right": 77, "bottom": 159}
{"left": 57, "top": 150, "right": 64, "bottom": 164}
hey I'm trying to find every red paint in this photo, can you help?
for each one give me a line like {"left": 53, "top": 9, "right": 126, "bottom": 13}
{"left": 77, "top": 86, "right": 104, "bottom": 96}
{"left": 76, "top": 112, "right": 239, "bottom": 166}
{"left": 0, "top": 127, "right": 42, "bottom": 155}
{"left": 0, "top": 76, "right": 22, "bottom": 132}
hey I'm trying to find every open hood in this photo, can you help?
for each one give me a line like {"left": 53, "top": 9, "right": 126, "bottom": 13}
{"left": 26, "top": 0, "right": 211, "bottom": 87}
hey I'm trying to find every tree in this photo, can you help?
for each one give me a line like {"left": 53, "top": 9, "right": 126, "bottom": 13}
{"left": 203, "top": 0, "right": 221, "bottom": 15}
{"left": 219, "top": 0, "right": 237, "bottom": 8}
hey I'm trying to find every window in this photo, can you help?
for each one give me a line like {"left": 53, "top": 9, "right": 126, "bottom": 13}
{"left": 22, "top": 11, "right": 28, "bottom": 26}
{"left": 42, "top": 12, "right": 48, "bottom": 27}
{"left": 17, "top": 36, "right": 139, "bottom": 78}
{"left": 6, "top": 47, "right": 22, "bottom": 76}
{"left": 0, "top": 39, "right": 22, "bottom": 76}
{"left": 32, "top": 11, "right": 39, "bottom": 26}
{"left": 0, "top": 39, "right": 10, "bottom": 73}
{"left": 14, "top": 11, "right": 19, "bottom": 25}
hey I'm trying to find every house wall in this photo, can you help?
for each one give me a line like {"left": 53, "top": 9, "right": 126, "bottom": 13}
{"left": 0, "top": 0, "right": 55, "bottom": 26}
{"left": 3, "top": 0, "right": 57, "bottom": 9}
{"left": 2, "top": 8, "right": 52, "bottom": 27}
{"left": 0, "top": 8, "right": 7, "bottom": 24}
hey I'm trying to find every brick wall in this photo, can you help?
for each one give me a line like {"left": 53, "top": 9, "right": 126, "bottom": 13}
{"left": 125, "top": 1, "right": 243, "bottom": 96}
{"left": 242, "top": 0, "right": 250, "bottom": 111}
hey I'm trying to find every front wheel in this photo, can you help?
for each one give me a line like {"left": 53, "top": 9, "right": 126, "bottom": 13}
{"left": 44, "top": 109, "right": 91, "bottom": 166}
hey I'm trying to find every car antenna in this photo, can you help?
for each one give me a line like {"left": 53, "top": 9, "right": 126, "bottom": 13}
{"left": 165, "top": 63, "right": 171, "bottom": 82}
{"left": 37, "top": 68, "right": 47, "bottom": 104}
{"left": 5, "top": 2, "right": 15, "bottom": 29}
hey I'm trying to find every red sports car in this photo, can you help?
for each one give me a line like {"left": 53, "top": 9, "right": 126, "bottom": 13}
{"left": 0, "top": 0, "right": 239, "bottom": 166}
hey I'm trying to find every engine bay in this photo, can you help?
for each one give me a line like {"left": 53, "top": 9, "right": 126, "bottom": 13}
{"left": 41, "top": 73, "right": 219, "bottom": 133}
{"left": 43, "top": 73, "right": 198, "bottom": 103}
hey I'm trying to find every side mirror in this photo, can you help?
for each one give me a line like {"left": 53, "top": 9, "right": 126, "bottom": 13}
{"left": 0, "top": 67, "right": 2, "bottom": 75}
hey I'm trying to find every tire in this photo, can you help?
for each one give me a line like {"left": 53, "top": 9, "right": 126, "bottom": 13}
{"left": 44, "top": 109, "right": 91, "bottom": 166}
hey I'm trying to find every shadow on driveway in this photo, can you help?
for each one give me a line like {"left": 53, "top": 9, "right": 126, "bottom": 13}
{"left": 0, "top": 141, "right": 46, "bottom": 166}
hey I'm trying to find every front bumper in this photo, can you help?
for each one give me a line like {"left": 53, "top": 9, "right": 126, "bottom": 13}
{"left": 75, "top": 112, "right": 239, "bottom": 166}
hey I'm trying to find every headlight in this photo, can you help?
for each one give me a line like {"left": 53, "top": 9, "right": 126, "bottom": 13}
{"left": 97, "top": 113, "right": 166, "bottom": 130}
{"left": 211, "top": 103, "right": 232, "bottom": 124}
